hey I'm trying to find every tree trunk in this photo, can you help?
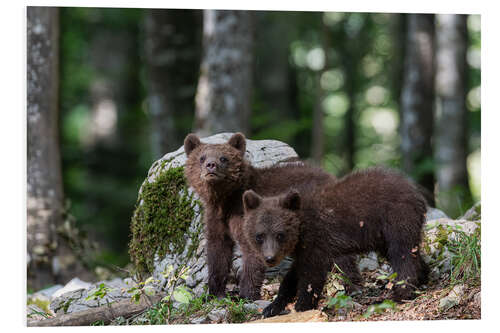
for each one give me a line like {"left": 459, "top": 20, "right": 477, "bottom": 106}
{"left": 144, "top": 9, "right": 202, "bottom": 158}
{"left": 400, "top": 14, "right": 436, "bottom": 202}
{"left": 434, "top": 14, "right": 471, "bottom": 217}
{"left": 311, "top": 19, "right": 330, "bottom": 166}
{"left": 343, "top": 44, "right": 357, "bottom": 172}
{"left": 194, "top": 10, "right": 254, "bottom": 137}
{"left": 27, "top": 7, "right": 62, "bottom": 290}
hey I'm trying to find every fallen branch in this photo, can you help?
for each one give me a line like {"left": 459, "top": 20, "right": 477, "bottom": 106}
{"left": 28, "top": 293, "right": 165, "bottom": 327}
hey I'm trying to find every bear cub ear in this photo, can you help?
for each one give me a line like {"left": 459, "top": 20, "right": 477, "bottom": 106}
{"left": 227, "top": 132, "right": 246, "bottom": 155}
{"left": 243, "top": 190, "right": 262, "bottom": 212}
{"left": 184, "top": 134, "right": 202, "bottom": 157}
{"left": 280, "top": 189, "right": 301, "bottom": 211}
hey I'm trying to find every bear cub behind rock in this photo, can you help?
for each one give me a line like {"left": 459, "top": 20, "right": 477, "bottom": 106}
{"left": 242, "top": 167, "right": 429, "bottom": 317}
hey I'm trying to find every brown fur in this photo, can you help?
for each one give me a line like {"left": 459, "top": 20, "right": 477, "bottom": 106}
{"left": 183, "top": 133, "right": 336, "bottom": 300}
{"left": 243, "top": 167, "right": 429, "bottom": 317}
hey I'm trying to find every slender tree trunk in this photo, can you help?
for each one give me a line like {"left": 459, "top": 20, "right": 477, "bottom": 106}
{"left": 311, "top": 18, "right": 329, "bottom": 166}
{"left": 343, "top": 49, "right": 356, "bottom": 172}
{"left": 434, "top": 14, "right": 471, "bottom": 217}
{"left": 311, "top": 71, "right": 325, "bottom": 165}
{"left": 144, "top": 9, "right": 201, "bottom": 158}
{"left": 194, "top": 10, "right": 254, "bottom": 137}
{"left": 400, "top": 14, "right": 436, "bottom": 201}
{"left": 27, "top": 7, "right": 62, "bottom": 290}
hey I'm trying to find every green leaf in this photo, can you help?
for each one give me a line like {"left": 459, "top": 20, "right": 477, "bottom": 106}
{"left": 173, "top": 286, "right": 193, "bottom": 304}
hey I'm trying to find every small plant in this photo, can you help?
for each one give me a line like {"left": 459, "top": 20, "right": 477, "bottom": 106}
{"left": 218, "top": 296, "right": 256, "bottom": 323}
{"left": 326, "top": 291, "right": 353, "bottom": 312}
{"left": 27, "top": 306, "right": 51, "bottom": 320}
{"left": 142, "top": 301, "right": 172, "bottom": 324}
{"left": 448, "top": 226, "right": 481, "bottom": 286}
{"left": 86, "top": 283, "right": 113, "bottom": 303}
{"left": 376, "top": 271, "right": 406, "bottom": 290}
{"left": 362, "top": 300, "right": 397, "bottom": 318}
{"left": 126, "top": 276, "right": 158, "bottom": 304}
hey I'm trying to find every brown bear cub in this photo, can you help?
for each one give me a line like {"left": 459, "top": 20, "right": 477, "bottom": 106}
{"left": 183, "top": 133, "right": 343, "bottom": 300}
{"left": 242, "top": 167, "right": 429, "bottom": 317}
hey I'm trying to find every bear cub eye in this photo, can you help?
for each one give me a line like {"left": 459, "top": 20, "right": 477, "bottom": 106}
{"left": 255, "top": 233, "right": 264, "bottom": 244}
{"left": 219, "top": 156, "right": 228, "bottom": 163}
{"left": 276, "top": 233, "right": 285, "bottom": 243}
{"left": 200, "top": 155, "right": 206, "bottom": 164}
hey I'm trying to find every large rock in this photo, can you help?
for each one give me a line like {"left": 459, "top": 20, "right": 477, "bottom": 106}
{"left": 130, "top": 133, "right": 300, "bottom": 297}
{"left": 422, "top": 216, "right": 480, "bottom": 280}
{"left": 49, "top": 277, "right": 144, "bottom": 315}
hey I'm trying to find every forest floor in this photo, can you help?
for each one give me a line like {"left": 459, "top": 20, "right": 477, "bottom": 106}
{"left": 250, "top": 270, "right": 481, "bottom": 323}
{"left": 27, "top": 266, "right": 480, "bottom": 326}
{"left": 131, "top": 268, "right": 480, "bottom": 325}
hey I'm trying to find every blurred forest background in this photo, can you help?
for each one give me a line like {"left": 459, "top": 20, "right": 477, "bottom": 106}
{"left": 27, "top": 7, "right": 481, "bottom": 290}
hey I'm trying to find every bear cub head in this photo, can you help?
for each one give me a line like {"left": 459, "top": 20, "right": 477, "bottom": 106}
{"left": 183, "top": 133, "right": 248, "bottom": 196}
{"left": 243, "top": 189, "right": 302, "bottom": 267}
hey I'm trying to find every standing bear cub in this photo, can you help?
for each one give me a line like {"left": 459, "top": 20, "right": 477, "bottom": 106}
{"left": 183, "top": 133, "right": 339, "bottom": 300}
{"left": 242, "top": 167, "right": 429, "bottom": 317}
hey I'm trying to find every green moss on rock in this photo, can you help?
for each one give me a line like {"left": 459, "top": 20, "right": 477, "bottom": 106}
{"left": 129, "top": 166, "right": 200, "bottom": 274}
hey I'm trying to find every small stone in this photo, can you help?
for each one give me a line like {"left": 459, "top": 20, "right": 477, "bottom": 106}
{"left": 52, "top": 277, "right": 91, "bottom": 299}
{"left": 253, "top": 300, "right": 271, "bottom": 309}
{"left": 190, "top": 316, "right": 207, "bottom": 324}
{"left": 460, "top": 202, "right": 481, "bottom": 221}
{"left": 32, "top": 284, "right": 63, "bottom": 300}
{"left": 358, "top": 253, "right": 379, "bottom": 272}
{"left": 207, "top": 308, "right": 227, "bottom": 322}
{"left": 426, "top": 207, "right": 449, "bottom": 221}
{"left": 439, "top": 284, "right": 465, "bottom": 311}
{"left": 380, "top": 263, "right": 392, "bottom": 273}
{"left": 243, "top": 303, "right": 259, "bottom": 312}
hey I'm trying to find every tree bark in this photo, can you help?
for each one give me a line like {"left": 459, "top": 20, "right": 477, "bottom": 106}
{"left": 400, "top": 14, "right": 436, "bottom": 202}
{"left": 194, "top": 10, "right": 254, "bottom": 137}
{"left": 144, "top": 9, "right": 202, "bottom": 158}
{"left": 434, "top": 14, "right": 471, "bottom": 217}
{"left": 311, "top": 18, "right": 330, "bottom": 166}
{"left": 27, "top": 7, "right": 63, "bottom": 290}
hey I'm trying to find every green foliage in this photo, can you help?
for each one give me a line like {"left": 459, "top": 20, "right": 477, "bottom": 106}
{"left": 327, "top": 291, "right": 353, "bottom": 311}
{"left": 126, "top": 276, "right": 158, "bottom": 304}
{"left": 362, "top": 300, "right": 397, "bottom": 318}
{"left": 27, "top": 306, "right": 51, "bottom": 320}
{"left": 129, "top": 166, "right": 201, "bottom": 274}
{"left": 85, "top": 283, "right": 112, "bottom": 302}
{"left": 27, "top": 298, "right": 51, "bottom": 314}
{"left": 118, "top": 293, "right": 257, "bottom": 325}
{"left": 448, "top": 226, "right": 481, "bottom": 286}
{"left": 218, "top": 296, "right": 258, "bottom": 323}
{"left": 172, "top": 286, "right": 193, "bottom": 304}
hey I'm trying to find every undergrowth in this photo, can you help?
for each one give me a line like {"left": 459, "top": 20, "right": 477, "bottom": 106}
{"left": 448, "top": 225, "right": 481, "bottom": 286}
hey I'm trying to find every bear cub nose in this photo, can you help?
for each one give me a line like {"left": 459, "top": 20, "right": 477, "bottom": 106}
{"left": 206, "top": 162, "right": 217, "bottom": 172}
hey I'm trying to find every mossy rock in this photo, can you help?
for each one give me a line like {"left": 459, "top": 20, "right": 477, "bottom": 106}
{"left": 129, "top": 166, "right": 201, "bottom": 274}
{"left": 128, "top": 133, "right": 300, "bottom": 296}
{"left": 422, "top": 214, "right": 481, "bottom": 281}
